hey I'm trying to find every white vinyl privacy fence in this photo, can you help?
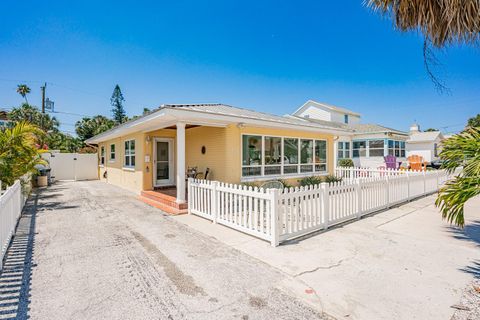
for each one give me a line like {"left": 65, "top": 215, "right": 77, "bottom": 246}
{"left": 42, "top": 152, "right": 98, "bottom": 181}
{"left": 188, "top": 169, "right": 453, "bottom": 247}
{"left": 0, "top": 179, "right": 28, "bottom": 269}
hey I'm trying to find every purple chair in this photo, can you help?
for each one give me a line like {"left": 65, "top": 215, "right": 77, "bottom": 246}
{"left": 384, "top": 155, "right": 400, "bottom": 170}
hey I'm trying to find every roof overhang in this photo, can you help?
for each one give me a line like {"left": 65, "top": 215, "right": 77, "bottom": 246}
{"left": 86, "top": 106, "right": 353, "bottom": 144}
{"left": 292, "top": 100, "right": 362, "bottom": 117}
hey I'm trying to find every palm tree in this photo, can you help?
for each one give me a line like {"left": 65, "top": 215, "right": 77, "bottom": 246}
{"left": 0, "top": 121, "right": 46, "bottom": 187}
{"left": 365, "top": 0, "right": 480, "bottom": 91}
{"left": 435, "top": 127, "right": 480, "bottom": 227}
{"left": 16, "top": 84, "right": 31, "bottom": 104}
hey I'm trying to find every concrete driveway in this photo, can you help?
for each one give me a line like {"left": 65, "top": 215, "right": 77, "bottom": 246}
{"left": 175, "top": 194, "right": 480, "bottom": 320}
{"left": 0, "top": 181, "right": 329, "bottom": 320}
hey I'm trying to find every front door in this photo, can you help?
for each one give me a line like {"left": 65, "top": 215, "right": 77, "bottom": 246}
{"left": 154, "top": 138, "right": 174, "bottom": 186}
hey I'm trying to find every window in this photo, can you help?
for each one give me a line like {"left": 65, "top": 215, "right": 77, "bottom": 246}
{"left": 110, "top": 144, "right": 116, "bottom": 161}
{"left": 344, "top": 114, "right": 349, "bottom": 124}
{"left": 434, "top": 143, "right": 438, "bottom": 157}
{"left": 300, "top": 139, "right": 314, "bottom": 173}
{"left": 264, "top": 136, "right": 281, "bottom": 175}
{"left": 100, "top": 146, "right": 105, "bottom": 165}
{"left": 353, "top": 140, "right": 366, "bottom": 157}
{"left": 388, "top": 140, "right": 406, "bottom": 157}
{"left": 124, "top": 139, "right": 136, "bottom": 168}
{"left": 337, "top": 142, "right": 351, "bottom": 159}
{"left": 284, "top": 138, "right": 299, "bottom": 174}
{"left": 315, "top": 140, "right": 327, "bottom": 172}
{"left": 242, "top": 135, "right": 262, "bottom": 176}
{"left": 368, "top": 140, "right": 384, "bottom": 157}
{"left": 241, "top": 135, "right": 328, "bottom": 178}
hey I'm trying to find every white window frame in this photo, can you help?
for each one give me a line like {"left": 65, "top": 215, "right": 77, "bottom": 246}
{"left": 368, "top": 140, "right": 385, "bottom": 157}
{"left": 241, "top": 133, "right": 328, "bottom": 181}
{"left": 124, "top": 139, "right": 136, "bottom": 169}
{"left": 100, "top": 146, "right": 105, "bottom": 166}
{"left": 388, "top": 139, "right": 406, "bottom": 158}
{"left": 109, "top": 143, "right": 116, "bottom": 162}
{"left": 337, "top": 141, "right": 351, "bottom": 159}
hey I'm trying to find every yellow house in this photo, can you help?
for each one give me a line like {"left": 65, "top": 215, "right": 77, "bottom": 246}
{"left": 86, "top": 103, "right": 352, "bottom": 213}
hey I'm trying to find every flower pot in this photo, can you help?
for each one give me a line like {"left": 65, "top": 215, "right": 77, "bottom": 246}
{"left": 37, "top": 175, "right": 48, "bottom": 187}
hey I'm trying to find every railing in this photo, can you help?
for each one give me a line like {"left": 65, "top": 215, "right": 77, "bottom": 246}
{"left": 188, "top": 169, "right": 454, "bottom": 247}
{"left": 0, "top": 179, "right": 28, "bottom": 269}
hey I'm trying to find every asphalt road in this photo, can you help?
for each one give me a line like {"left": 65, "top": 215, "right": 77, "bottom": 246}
{"left": 0, "top": 181, "right": 331, "bottom": 320}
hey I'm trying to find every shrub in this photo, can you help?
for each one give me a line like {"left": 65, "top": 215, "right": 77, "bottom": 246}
{"left": 338, "top": 158, "right": 354, "bottom": 167}
{"left": 298, "top": 176, "right": 323, "bottom": 187}
{"left": 322, "top": 175, "right": 342, "bottom": 184}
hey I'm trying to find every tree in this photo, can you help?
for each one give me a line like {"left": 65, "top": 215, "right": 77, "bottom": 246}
{"left": 8, "top": 103, "right": 59, "bottom": 132}
{"left": 75, "top": 115, "right": 115, "bottom": 142}
{"left": 0, "top": 121, "right": 46, "bottom": 186}
{"left": 424, "top": 128, "right": 438, "bottom": 132}
{"left": 110, "top": 85, "right": 126, "bottom": 124}
{"left": 16, "top": 84, "right": 31, "bottom": 104}
{"left": 467, "top": 114, "right": 480, "bottom": 128}
{"left": 46, "top": 132, "right": 82, "bottom": 153}
{"left": 435, "top": 127, "right": 480, "bottom": 227}
{"left": 366, "top": 1, "right": 480, "bottom": 92}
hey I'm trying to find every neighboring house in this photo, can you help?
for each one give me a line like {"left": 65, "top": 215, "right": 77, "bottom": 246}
{"left": 0, "top": 110, "right": 11, "bottom": 128}
{"left": 406, "top": 123, "right": 444, "bottom": 164}
{"left": 292, "top": 100, "right": 409, "bottom": 168}
{"left": 85, "top": 103, "right": 351, "bottom": 208}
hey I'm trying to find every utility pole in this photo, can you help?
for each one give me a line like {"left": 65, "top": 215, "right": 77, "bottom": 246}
{"left": 41, "top": 82, "right": 47, "bottom": 113}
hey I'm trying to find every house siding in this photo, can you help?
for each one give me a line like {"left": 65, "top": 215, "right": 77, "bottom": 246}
{"left": 97, "top": 124, "right": 336, "bottom": 193}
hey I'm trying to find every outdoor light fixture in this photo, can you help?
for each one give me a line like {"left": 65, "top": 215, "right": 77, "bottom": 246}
{"left": 146, "top": 136, "right": 151, "bottom": 143}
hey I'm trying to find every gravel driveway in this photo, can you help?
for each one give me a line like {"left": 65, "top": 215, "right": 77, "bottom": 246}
{"left": 0, "top": 181, "right": 330, "bottom": 320}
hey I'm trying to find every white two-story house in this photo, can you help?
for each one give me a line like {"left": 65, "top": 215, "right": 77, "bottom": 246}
{"left": 291, "top": 100, "right": 409, "bottom": 168}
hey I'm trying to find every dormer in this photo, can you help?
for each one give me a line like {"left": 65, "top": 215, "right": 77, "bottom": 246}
{"left": 292, "top": 100, "right": 361, "bottom": 125}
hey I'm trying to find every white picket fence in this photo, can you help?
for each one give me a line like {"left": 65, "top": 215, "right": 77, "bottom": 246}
{"left": 0, "top": 179, "right": 29, "bottom": 269}
{"left": 188, "top": 169, "right": 453, "bottom": 247}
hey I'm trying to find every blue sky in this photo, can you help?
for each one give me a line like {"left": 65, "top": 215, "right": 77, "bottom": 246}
{"left": 1, "top": 0, "right": 479, "bottom": 135}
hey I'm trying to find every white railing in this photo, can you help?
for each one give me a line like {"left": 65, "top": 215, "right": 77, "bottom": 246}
{"left": 188, "top": 169, "right": 454, "bottom": 247}
{"left": 0, "top": 179, "right": 28, "bottom": 269}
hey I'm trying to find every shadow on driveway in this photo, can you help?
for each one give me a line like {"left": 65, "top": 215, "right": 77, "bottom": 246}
{"left": 0, "top": 191, "right": 39, "bottom": 320}
{"left": 446, "top": 220, "right": 480, "bottom": 279}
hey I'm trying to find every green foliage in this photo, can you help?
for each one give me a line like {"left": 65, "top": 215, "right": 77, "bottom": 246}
{"left": 424, "top": 128, "right": 439, "bottom": 132}
{"left": 298, "top": 176, "right": 323, "bottom": 187}
{"left": 16, "top": 84, "right": 31, "bottom": 103}
{"left": 435, "top": 127, "right": 480, "bottom": 227}
{"left": 111, "top": 84, "right": 126, "bottom": 124}
{"left": 0, "top": 121, "right": 46, "bottom": 187}
{"left": 75, "top": 115, "right": 115, "bottom": 142}
{"left": 8, "top": 103, "right": 60, "bottom": 132}
{"left": 338, "top": 158, "right": 354, "bottom": 167}
{"left": 467, "top": 114, "right": 480, "bottom": 128}
{"left": 241, "top": 182, "right": 258, "bottom": 188}
{"left": 323, "top": 175, "right": 342, "bottom": 184}
{"left": 46, "top": 132, "right": 82, "bottom": 153}
{"left": 278, "top": 179, "right": 293, "bottom": 188}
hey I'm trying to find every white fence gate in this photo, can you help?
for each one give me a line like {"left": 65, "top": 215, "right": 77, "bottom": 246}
{"left": 189, "top": 168, "right": 454, "bottom": 247}
{"left": 0, "top": 179, "right": 28, "bottom": 270}
{"left": 42, "top": 153, "right": 98, "bottom": 181}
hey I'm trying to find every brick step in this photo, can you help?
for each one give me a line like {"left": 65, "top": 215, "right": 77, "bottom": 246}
{"left": 140, "top": 191, "right": 188, "bottom": 210}
{"left": 138, "top": 196, "right": 187, "bottom": 215}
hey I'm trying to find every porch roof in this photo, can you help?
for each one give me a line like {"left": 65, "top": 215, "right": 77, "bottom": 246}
{"left": 85, "top": 103, "right": 354, "bottom": 144}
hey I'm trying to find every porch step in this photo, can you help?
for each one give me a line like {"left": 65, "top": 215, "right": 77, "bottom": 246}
{"left": 140, "top": 190, "right": 188, "bottom": 210}
{"left": 139, "top": 195, "right": 188, "bottom": 215}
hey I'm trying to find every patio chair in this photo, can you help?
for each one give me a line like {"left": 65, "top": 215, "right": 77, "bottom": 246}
{"left": 407, "top": 155, "right": 427, "bottom": 171}
{"left": 260, "top": 180, "right": 284, "bottom": 190}
{"left": 384, "top": 155, "right": 400, "bottom": 170}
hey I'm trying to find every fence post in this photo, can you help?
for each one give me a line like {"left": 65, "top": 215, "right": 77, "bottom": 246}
{"left": 406, "top": 171, "right": 410, "bottom": 200}
{"left": 385, "top": 175, "right": 390, "bottom": 209}
{"left": 211, "top": 181, "right": 218, "bottom": 224}
{"left": 422, "top": 170, "right": 426, "bottom": 195}
{"left": 356, "top": 179, "right": 362, "bottom": 219}
{"left": 269, "top": 189, "right": 280, "bottom": 247}
{"left": 187, "top": 178, "right": 193, "bottom": 214}
{"left": 321, "top": 182, "right": 329, "bottom": 230}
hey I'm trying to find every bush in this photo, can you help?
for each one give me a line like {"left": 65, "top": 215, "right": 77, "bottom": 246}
{"left": 323, "top": 175, "right": 342, "bottom": 184}
{"left": 298, "top": 176, "right": 323, "bottom": 187}
{"left": 338, "top": 158, "right": 354, "bottom": 167}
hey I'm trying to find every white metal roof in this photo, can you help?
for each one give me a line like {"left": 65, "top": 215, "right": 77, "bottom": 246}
{"left": 406, "top": 131, "right": 444, "bottom": 143}
{"left": 85, "top": 103, "right": 353, "bottom": 144}
{"left": 292, "top": 100, "right": 362, "bottom": 117}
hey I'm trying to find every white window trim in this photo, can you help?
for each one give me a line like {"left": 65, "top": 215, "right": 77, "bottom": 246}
{"left": 123, "top": 139, "right": 136, "bottom": 169}
{"left": 99, "top": 146, "right": 105, "bottom": 167}
{"left": 241, "top": 133, "right": 328, "bottom": 179}
{"left": 109, "top": 143, "right": 116, "bottom": 162}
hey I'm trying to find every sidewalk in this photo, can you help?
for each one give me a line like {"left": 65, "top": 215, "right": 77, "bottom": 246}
{"left": 172, "top": 195, "right": 480, "bottom": 319}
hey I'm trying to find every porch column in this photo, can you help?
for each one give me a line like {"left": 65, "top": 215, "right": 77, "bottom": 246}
{"left": 176, "top": 122, "right": 186, "bottom": 203}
